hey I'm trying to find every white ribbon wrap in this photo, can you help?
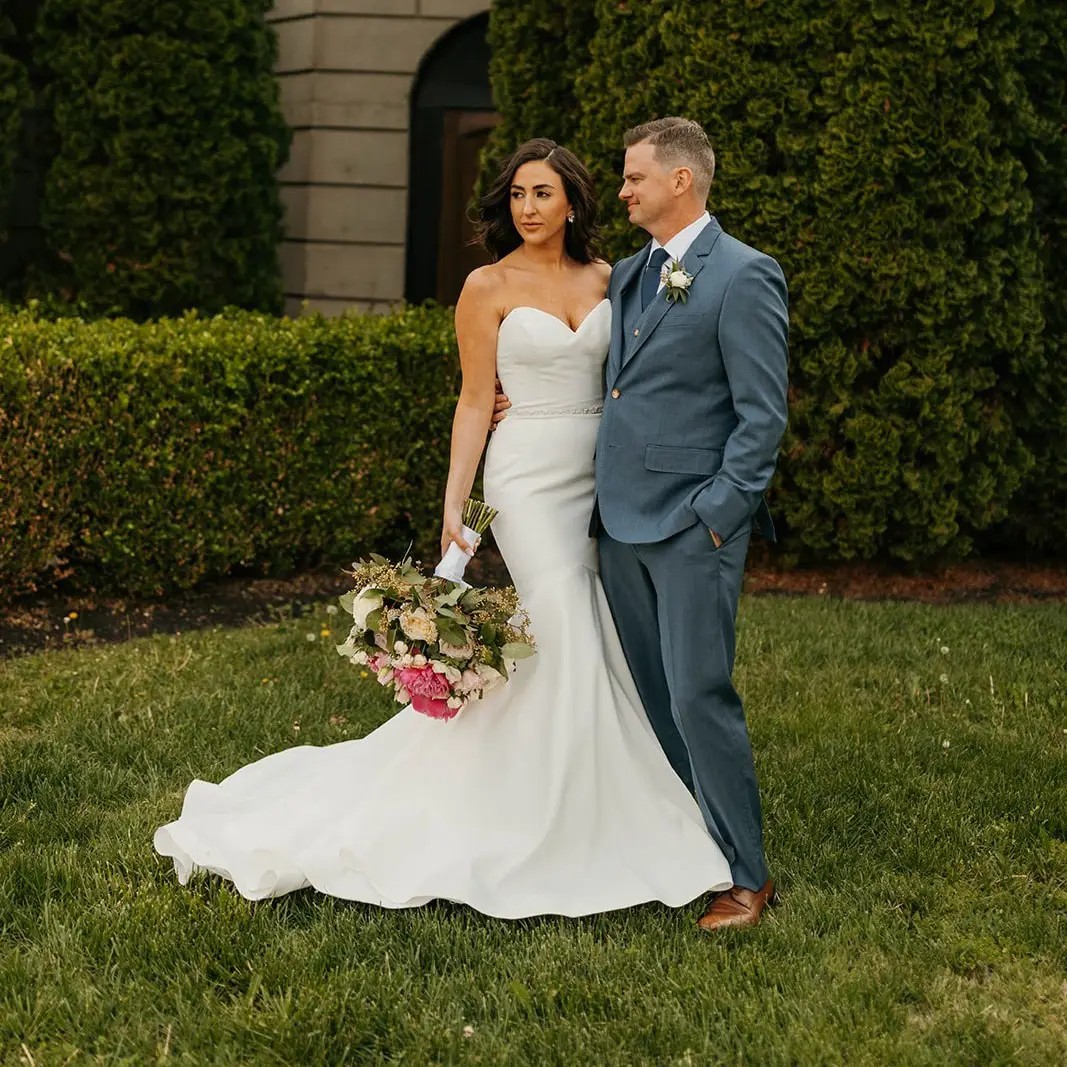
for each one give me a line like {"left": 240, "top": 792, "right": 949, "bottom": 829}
{"left": 434, "top": 524, "right": 480, "bottom": 586}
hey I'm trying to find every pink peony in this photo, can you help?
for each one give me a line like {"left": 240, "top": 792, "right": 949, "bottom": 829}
{"left": 394, "top": 664, "right": 451, "bottom": 698}
{"left": 411, "top": 694, "right": 458, "bottom": 720}
{"left": 394, "top": 664, "right": 456, "bottom": 720}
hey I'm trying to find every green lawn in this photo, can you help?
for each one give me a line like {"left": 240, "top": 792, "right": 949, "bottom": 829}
{"left": 1, "top": 596, "right": 1065, "bottom": 1065}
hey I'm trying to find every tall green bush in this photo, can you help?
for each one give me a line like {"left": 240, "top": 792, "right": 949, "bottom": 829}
{"left": 484, "top": 0, "right": 599, "bottom": 167}
{"left": 1003, "top": 5, "right": 1067, "bottom": 551}
{"left": 0, "top": 305, "right": 459, "bottom": 601}
{"left": 783, "top": 0, "right": 1044, "bottom": 563}
{"left": 0, "top": 4, "right": 30, "bottom": 240}
{"left": 487, "top": 0, "right": 1063, "bottom": 564}
{"left": 32, "top": 0, "right": 289, "bottom": 319}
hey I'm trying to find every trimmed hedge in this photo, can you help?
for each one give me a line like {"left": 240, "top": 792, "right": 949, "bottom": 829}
{"left": 0, "top": 4, "right": 30, "bottom": 241}
{"left": 31, "top": 0, "right": 289, "bottom": 318}
{"left": 486, "top": 0, "right": 1066, "bottom": 564}
{"left": 0, "top": 305, "right": 459, "bottom": 601}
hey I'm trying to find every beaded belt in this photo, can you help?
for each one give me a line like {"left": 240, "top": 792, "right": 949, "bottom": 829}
{"left": 507, "top": 402, "right": 604, "bottom": 419}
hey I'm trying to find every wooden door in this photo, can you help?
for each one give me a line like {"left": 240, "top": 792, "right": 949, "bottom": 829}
{"left": 436, "top": 110, "right": 500, "bottom": 307}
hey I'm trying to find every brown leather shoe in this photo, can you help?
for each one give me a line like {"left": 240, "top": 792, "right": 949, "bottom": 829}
{"left": 697, "top": 879, "right": 776, "bottom": 932}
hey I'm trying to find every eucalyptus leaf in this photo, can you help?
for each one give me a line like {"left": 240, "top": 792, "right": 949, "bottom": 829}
{"left": 501, "top": 642, "right": 536, "bottom": 660}
{"left": 436, "top": 586, "right": 466, "bottom": 608}
{"left": 436, "top": 619, "right": 468, "bottom": 647}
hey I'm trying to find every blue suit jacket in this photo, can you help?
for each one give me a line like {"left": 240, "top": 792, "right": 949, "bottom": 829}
{"left": 592, "top": 217, "right": 789, "bottom": 544}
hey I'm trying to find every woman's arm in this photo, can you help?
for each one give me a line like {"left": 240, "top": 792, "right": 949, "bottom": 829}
{"left": 441, "top": 268, "right": 501, "bottom": 558}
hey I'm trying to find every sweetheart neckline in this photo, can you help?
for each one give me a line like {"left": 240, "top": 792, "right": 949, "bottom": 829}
{"left": 500, "top": 298, "right": 610, "bottom": 335}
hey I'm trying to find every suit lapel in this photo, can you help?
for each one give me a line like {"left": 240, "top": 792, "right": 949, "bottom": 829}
{"left": 608, "top": 246, "right": 650, "bottom": 384}
{"left": 621, "top": 218, "right": 724, "bottom": 368}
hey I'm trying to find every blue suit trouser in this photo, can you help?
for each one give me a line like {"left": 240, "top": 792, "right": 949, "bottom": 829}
{"left": 598, "top": 521, "right": 768, "bottom": 891}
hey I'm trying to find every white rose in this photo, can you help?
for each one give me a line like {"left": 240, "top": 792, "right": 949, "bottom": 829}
{"left": 455, "top": 668, "right": 482, "bottom": 694}
{"left": 350, "top": 586, "right": 383, "bottom": 630}
{"left": 668, "top": 270, "right": 691, "bottom": 289}
{"left": 399, "top": 608, "right": 438, "bottom": 644}
{"left": 439, "top": 639, "right": 474, "bottom": 661}
{"left": 475, "top": 663, "right": 505, "bottom": 693}
{"left": 431, "top": 661, "right": 463, "bottom": 683}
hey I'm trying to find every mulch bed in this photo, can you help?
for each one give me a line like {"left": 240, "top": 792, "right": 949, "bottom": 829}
{"left": 2, "top": 550, "right": 1065, "bottom": 661}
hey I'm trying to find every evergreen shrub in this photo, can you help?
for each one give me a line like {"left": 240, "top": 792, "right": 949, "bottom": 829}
{"left": 33, "top": 0, "right": 290, "bottom": 318}
{"left": 0, "top": 4, "right": 30, "bottom": 241}
{"left": 487, "top": 0, "right": 1065, "bottom": 563}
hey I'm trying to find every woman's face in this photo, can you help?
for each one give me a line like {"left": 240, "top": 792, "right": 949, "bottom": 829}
{"left": 510, "top": 160, "right": 571, "bottom": 248}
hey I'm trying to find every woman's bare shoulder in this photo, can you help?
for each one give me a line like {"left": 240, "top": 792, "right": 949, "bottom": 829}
{"left": 459, "top": 263, "right": 509, "bottom": 313}
{"left": 461, "top": 263, "right": 501, "bottom": 295}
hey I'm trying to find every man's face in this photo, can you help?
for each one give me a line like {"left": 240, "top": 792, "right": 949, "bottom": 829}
{"left": 619, "top": 141, "right": 675, "bottom": 232}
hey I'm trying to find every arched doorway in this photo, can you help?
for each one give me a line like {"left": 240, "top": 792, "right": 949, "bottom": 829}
{"left": 406, "top": 14, "right": 497, "bottom": 307}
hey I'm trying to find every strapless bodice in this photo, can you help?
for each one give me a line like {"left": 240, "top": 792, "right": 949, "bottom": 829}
{"left": 495, "top": 300, "right": 610, "bottom": 417}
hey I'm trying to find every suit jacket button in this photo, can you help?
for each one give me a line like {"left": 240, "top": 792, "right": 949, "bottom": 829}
{"left": 611, "top": 388, "right": 621, "bottom": 399}
{"left": 633, "top": 328, "right": 639, "bottom": 336}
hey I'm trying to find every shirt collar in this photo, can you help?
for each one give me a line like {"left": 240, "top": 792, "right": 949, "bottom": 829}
{"left": 649, "top": 211, "right": 711, "bottom": 267}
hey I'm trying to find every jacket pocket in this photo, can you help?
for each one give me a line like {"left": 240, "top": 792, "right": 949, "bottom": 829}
{"left": 658, "top": 310, "right": 715, "bottom": 331}
{"left": 644, "top": 444, "right": 723, "bottom": 476}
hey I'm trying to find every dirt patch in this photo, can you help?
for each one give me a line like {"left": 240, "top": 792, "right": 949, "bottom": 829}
{"left": 743, "top": 559, "right": 1067, "bottom": 604}
{"left": 2, "top": 549, "right": 1065, "bottom": 661}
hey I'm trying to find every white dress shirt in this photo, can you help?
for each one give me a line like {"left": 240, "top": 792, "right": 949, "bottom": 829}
{"left": 647, "top": 211, "right": 711, "bottom": 293}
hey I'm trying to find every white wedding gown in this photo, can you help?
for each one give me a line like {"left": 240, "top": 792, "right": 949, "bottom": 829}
{"left": 154, "top": 299, "right": 732, "bottom": 917}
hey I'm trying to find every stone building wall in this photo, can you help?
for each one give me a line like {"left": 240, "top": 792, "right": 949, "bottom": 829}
{"left": 268, "top": 1, "right": 492, "bottom": 317}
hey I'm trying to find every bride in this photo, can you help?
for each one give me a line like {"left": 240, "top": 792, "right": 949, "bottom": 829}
{"left": 154, "top": 140, "right": 733, "bottom": 918}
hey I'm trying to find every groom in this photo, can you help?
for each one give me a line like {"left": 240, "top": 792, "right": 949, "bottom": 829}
{"left": 593, "top": 117, "right": 788, "bottom": 931}
{"left": 494, "top": 117, "right": 788, "bottom": 930}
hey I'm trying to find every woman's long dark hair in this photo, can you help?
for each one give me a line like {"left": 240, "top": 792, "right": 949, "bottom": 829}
{"left": 475, "top": 138, "right": 600, "bottom": 263}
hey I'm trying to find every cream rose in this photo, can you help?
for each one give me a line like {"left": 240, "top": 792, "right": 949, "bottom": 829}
{"left": 454, "top": 668, "right": 481, "bottom": 694}
{"left": 399, "top": 607, "right": 438, "bottom": 644}
{"left": 439, "top": 639, "right": 474, "bottom": 661}
{"left": 475, "top": 663, "right": 505, "bottom": 694}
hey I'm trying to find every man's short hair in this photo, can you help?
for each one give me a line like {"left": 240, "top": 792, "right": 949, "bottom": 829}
{"left": 623, "top": 117, "right": 715, "bottom": 198}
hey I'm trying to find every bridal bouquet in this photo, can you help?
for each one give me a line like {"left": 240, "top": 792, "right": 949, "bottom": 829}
{"left": 335, "top": 504, "right": 534, "bottom": 721}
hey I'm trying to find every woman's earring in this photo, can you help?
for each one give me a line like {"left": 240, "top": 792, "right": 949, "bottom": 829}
{"left": 567, "top": 212, "right": 575, "bottom": 223}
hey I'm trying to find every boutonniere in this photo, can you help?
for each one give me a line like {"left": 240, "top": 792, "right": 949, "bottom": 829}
{"left": 659, "top": 259, "right": 694, "bottom": 304}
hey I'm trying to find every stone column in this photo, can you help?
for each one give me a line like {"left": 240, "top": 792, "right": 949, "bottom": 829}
{"left": 268, "top": 0, "right": 492, "bottom": 316}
